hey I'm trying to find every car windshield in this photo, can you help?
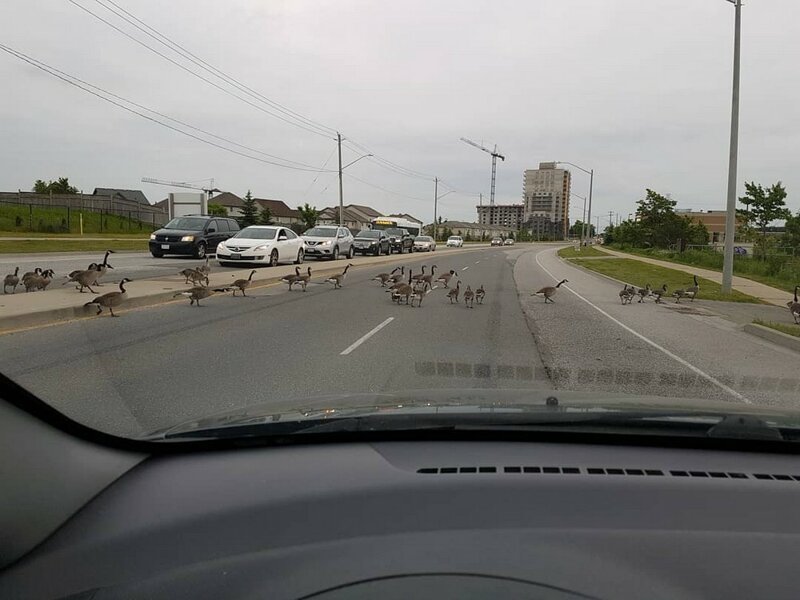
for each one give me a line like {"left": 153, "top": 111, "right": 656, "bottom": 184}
{"left": 164, "top": 217, "right": 208, "bottom": 230}
{"left": 233, "top": 227, "right": 276, "bottom": 240}
{"left": 304, "top": 228, "right": 336, "bottom": 237}
{"left": 4, "top": 1, "right": 800, "bottom": 449}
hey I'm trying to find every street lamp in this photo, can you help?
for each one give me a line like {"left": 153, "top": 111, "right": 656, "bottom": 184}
{"left": 571, "top": 192, "right": 587, "bottom": 241}
{"left": 336, "top": 131, "right": 372, "bottom": 227}
{"left": 557, "top": 161, "right": 594, "bottom": 246}
{"left": 721, "top": 0, "right": 742, "bottom": 294}
{"left": 433, "top": 177, "right": 455, "bottom": 240}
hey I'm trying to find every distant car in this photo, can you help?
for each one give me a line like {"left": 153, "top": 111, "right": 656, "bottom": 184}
{"left": 504, "top": 238, "right": 515, "bottom": 246}
{"left": 413, "top": 235, "right": 436, "bottom": 252}
{"left": 385, "top": 228, "right": 413, "bottom": 254}
{"left": 149, "top": 215, "right": 240, "bottom": 259}
{"left": 216, "top": 225, "right": 305, "bottom": 267}
{"left": 352, "top": 229, "right": 391, "bottom": 256}
{"left": 446, "top": 235, "right": 464, "bottom": 248}
{"left": 490, "top": 237, "right": 503, "bottom": 247}
{"left": 302, "top": 226, "right": 354, "bottom": 260}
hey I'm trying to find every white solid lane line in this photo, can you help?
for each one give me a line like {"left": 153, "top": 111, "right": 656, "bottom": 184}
{"left": 340, "top": 317, "right": 395, "bottom": 356}
{"left": 535, "top": 250, "right": 751, "bottom": 404}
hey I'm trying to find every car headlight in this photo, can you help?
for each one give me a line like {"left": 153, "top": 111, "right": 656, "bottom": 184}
{"left": 369, "top": 241, "right": 378, "bottom": 245}
{"left": 149, "top": 233, "right": 156, "bottom": 240}
{"left": 181, "top": 235, "right": 195, "bottom": 242}
{"left": 252, "top": 244, "right": 272, "bottom": 251}
{"left": 320, "top": 240, "right": 332, "bottom": 246}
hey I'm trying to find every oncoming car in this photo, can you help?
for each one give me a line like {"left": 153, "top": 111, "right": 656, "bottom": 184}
{"left": 302, "top": 226, "right": 354, "bottom": 260}
{"left": 446, "top": 235, "right": 464, "bottom": 248}
{"left": 216, "top": 225, "right": 305, "bottom": 267}
{"left": 490, "top": 237, "right": 503, "bottom": 247}
{"left": 413, "top": 235, "right": 436, "bottom": 252}
{"left": 504, "top": 238, "right": 515, "bottom": 246}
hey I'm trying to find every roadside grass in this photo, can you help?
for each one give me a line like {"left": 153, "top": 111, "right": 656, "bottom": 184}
{"left": 608, "top": 245, "right": 800, "bottom": 295}
{"left": 753, "top": 319, "right": 800, "bottom": 338}
{"left": 0, "top": 204, "right": 158, "bottom": 235}
{"left": 558, "top": 245, "right": 610, "bottom": 258}
{"left": 569, "top": 257, "right": 762, "bottom": 304}
{"left": 0, "top": 239, "right": 149, "bottom": 254}
{"left": 0, "top": 231, "right": 148, "bottom": 239}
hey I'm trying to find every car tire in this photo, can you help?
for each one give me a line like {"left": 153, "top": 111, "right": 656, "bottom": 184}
{"left": 332, "top": 246, "right": 339, "bottom": 261}
{"left": 269, "top": 250, "right": 279, "bottom": 267}
{"left": 194, "top": 242, "right": 207, "bottom": 259}
{"left": 295, "top": 249, "right": 304, "bottom": 264}
{"left": 347, "top": 246, "right": 354, "bottom": 259}
{"left": 151, "top": 251, "right": 164, "bottom": 258}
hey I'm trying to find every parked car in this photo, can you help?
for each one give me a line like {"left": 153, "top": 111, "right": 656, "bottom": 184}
{"left": 385, "top": 228, "right": 413, "bottom": 254}
{"left": 302, "top": 226, "right": 354, "bottom": 260}
{"left": 504, "top": 238, "right": 515, "bottom": 246}
{"left": 446, "top": 235, "right": 464, "bottom": 248}
{"left": 352, "top": 229, "right": 391, "bottom": 256}
{"left": 413, "top": 235, "right": 436, "bottom": 252}
{"left": 149, "top": 215, "right": 240, "bottom": 258}
{"left": 490, "top": 237, "right": 503, "bottom": 247}
{"left": 216, "top": 225, "right": 304, "bottom": 267}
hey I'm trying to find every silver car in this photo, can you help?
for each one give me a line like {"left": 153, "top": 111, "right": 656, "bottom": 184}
{"left": 413, "top": 235, "right": 436, "bottom": 252}
{"left": 302, "top": 226, "right": 355, "bottom": 260}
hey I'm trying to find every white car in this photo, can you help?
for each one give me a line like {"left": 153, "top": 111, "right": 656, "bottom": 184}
{"left": 446, "top": 235, "right": 464, "bottom": 248}
{"left": 413, "top": 235, "right": 436, "bottom": 252}
{"left": 302, "top": 225, "right": 355, "bottom": 260}
{"left": 216, "top": 225, "right": 305, "bottom": 267}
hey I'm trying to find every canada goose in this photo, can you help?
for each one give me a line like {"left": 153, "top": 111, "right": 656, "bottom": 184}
{"left": 446, "top": 280, "right": 461, "bottom": 304}
{"left": 3, "top": 267, "right": 19, "bottom": 293}
{"left": 672, "top": 288, "right": 687, "bottom": 303}
{"left": 388, "top": 270, "right": 413, "bottom": 303}
{"left": 24, "top": 272, "right": 45, "bottom": 292}
{"left": 435, "top": 269, "right": 458, "bottom": 288}
{"left": 94, "top": 250, "right": 116, "bottom": 284}
{"left": 197, "top": 256, "right": 211, "bottom": 276}
{"left": 174, "top": 285, "right": 229, "bottom": 306}
{"left": 296, "top": 267, "right": 312, "bottom": 292}
{"left": 410, "top": 266, "right": 427, "bottom": 282}
{"left": 637, "top": 283, "right": 652, "bottom": 303}
{"left": 84, "top": 278, "right": 131, "bottom": 316}
{"left": 651, "top": 284, "right": 668, "bottom": 304}
{"left": 280, "top": 266, "right": 302, "bottom": 290}
{"left": 21, "top": 267, "right": 42, "bottom": 283}
{"left": 463, "top": 285, "right": 475, "bottom": 308}
{"left": 409, "top": 280, "right": 431, "bottom": 307}
{"left": 325, "top": 263, "right": 353, "bottom": 289}
{"left": 685, "top": 275, "right": 699, "bottom": 301}
{"left": 372, "top": 267, "right": 400, "bottom": 287}
{"left": 229, "top": 270, "right": 258, "bottom": 297}
{"left": 420, "top": 265, "right": 438, "bottom": 287}
{"left": 35, "top": 269, "right": 56, "bottom": 291}
{"left": 788, "top": 286, "right": 800, "bottom": 324}
{"left": 533, "top": 279, "right": 568, "bottom": 303}
{"left": 387, "top": 266, "right": 405, "bottom": 284}
{"left": 475, "top": 284, "right": 486, "bottom": 304}
{"left": 63, "top": 264, "right": 102, "bottom": 293}
{"left": 619, "top": 285, "right": 633, "bottom": 305}
{"left": 386, "top": 270, "right": 411, "bottom": 294}
{"left": 181, "top": 268, "right": 208, "bottom": 286}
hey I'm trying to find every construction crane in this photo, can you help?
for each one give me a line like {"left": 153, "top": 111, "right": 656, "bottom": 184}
{"left": 141, "top": 177, "right": 220, "bottom": 197}
{"left": 460, "top": 137, "right": 505, "bottom": 206}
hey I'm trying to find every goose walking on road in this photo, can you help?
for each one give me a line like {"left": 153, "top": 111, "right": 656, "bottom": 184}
{"left": 533, "top": 279, "right": 568, "bottom": 303}
{"left": 789, "top": 286, "right": 800, "bottom": 324}
{"left": 685, "top": 275, "right": 699, "bottom": 301}
{"left": 63, "top": 264, "right": 102, "bottom": 293}
{"left": 435, "top": 269, "right": 457, "bottom": 288}
{"left": 446, "top": 280, "right": 461, "bottom": 304}
{"left": 280, "top": 266, "right": 302, "bottom": 291}
{"left": 619, "top": 285, "right": 634, "bottom": 305}
{"left": 3, "top": 267, "right": 19, "bottom": 293}
{"left": 94, "top": 250, "right": 116, "bottom": 285}
{"left": 229, "top": 270, "right": 258, "bottom": 297}
{"left": 296, "top": 267, "right": 312, "bottom": 292}
{"left": 463, "top": 285, "right": 475, "bottom": 308}
{"left": 84, "top": 278, "right": 131, "bottom": 317}
{"left": 325, "top": 263, "right": 353, "bottom": 289}
{"left": 637, "top": 283, "right": 652, "bottom": 303}
{"left": 372, "top": 267, "right": 400, "bottom": 287}
{"left": 651, "top": 284, "right": 668, "bottom": 304}
{"left": 475, "top": 285, "right": 485, "bottom": 304}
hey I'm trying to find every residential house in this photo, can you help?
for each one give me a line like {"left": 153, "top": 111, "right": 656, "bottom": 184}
{"left": 387, "top": 213, "right": 423, "bottom": 227}
{"left": 254, "top": 198, "right": 301, "bottom": 225}
{"left": 317, "top": 203, "right": 383, "bottom": 232}
{"left": 93, "top": 188, "right": 150, "bottom": 206}
{"left": 209, "top": 192, "right": 244, "bottom": 217}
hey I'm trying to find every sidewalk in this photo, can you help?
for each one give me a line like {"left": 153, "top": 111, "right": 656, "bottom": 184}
{"left": 598, "top": 247, "right": 790, "bottom": 307}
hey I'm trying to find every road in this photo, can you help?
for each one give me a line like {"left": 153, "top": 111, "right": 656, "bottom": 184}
{"left": 0, "top": 244, "right": 798, "bottom": 438}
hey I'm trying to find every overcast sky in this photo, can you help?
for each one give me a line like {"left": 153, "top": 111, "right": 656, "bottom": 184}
{"left": 1, "top": 0, "right": 798, "bottom": 226}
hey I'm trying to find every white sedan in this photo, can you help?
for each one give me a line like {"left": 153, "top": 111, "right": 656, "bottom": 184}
{"left": 217, "top": 225, "right": 305, "bottom": 267}
{"left": 413, "top": 235, "right": 436, "bottom": 252}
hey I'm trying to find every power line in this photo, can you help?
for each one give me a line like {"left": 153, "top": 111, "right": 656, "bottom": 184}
{"left": 0, "top": 43, "right": 334, "bottom": 173}
{"left": 302, "top": 145, "right": 338, "bottom": 199}
{"left": 67, "top": 0, "right": 335, "bottom": 140}
{"left": 344, "top": 173, "right": 429, "bottom": 202}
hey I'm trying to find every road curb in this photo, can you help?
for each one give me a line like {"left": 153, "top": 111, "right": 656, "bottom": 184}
{"left": 743, "top": 323, "right": 800, "bottom": 353}
{"left": 0, "top": 248, "right": 471, "bottom": 334}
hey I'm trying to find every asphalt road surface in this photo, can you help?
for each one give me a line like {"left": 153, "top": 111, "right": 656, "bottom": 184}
{"left": 1, "top": 244, "right": 798, "bottom": 438}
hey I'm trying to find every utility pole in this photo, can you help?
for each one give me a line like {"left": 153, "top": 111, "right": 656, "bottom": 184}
{"left": 722, "top": 0, "right": 742, "bottom": 294}
{"left": 337, "top": 132, "right": 344, "bottom": 228}
{"left": 434, "top": 177, "right": 438, "bottom": 240}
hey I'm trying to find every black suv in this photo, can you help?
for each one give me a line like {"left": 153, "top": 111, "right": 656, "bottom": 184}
{"left": 149, "top": 215, "right": 240, "bottom": 258}
{"left": 352, "top": 229, "right": 391, "bottom": 256}
{"left": 386, "top": 228, "right": 413, "bottom": 254}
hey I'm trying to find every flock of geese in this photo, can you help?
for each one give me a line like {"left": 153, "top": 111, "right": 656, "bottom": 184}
{"left": 363, "top": 265, "right": 486, "bottom": 308}
{"left": 617, "top": 275, "right": 700, "bottom": 306}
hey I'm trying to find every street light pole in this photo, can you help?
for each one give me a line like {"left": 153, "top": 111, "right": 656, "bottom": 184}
{"left": 337, "top": 132, "right": 344, "bottom": 228}
{"left": 722, "top": 0, "right": 742, "bottom": 294}
{"left": 558, "top": 161, "right": 593, "bottom": 246}
{"left": 434, "top": 177, "right": 438, "bottom": 240}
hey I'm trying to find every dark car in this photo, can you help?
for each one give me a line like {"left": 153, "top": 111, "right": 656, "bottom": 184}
{"left": 149, "top": 215, "right": 240, "bottom": 258}
{"left": 385, "top": 228, "right": 413, "bottom": 254}
{"left": 352, "top": 229, "right": 391, "bottom": 256}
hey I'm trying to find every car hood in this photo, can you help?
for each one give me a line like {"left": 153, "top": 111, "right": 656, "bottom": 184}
{"left": 303, "top": 236, "right": 338, "bottom": 242}
{"left": 155, "top": 228, "right": 203, "bottom": 236}
{"left": 354, "top": 237, "right": 380, "bottom": 242}
{"left": 220, "top": 237, "right": 275, "bottom": 246}
{"left": 142, "top": 388, "right": 800, "bottom": 440}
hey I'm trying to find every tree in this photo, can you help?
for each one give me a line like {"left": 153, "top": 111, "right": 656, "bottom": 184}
{"left": 738, "top": 181, "right": 791, "bottom": 257}
{"left": 33, "top": 177, "right": 78, "bottom": 194}
{"left": 784, "top": 210, "right": 800, "bottom": 249}
{"left": 569, "top": 220, "right": 595, "bottom": 238}
{"left": 239, "top": 190, "right": 259, "bottom": 226}
{"left": 259, "top": 206, "right": 274, "bottom": 225}
{"left": 208, "top": 203, "right": 228, "bottom": 217}
{"left": 297, "top": 203, "right": 318, "bottom": 231}
{"left": 464, "top": 230, "right": 473, "bottom": 242}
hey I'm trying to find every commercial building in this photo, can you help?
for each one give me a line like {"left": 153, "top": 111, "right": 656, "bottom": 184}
{"left": 431, "top": 220, "right": 517, "bottom": 240}
{"left": 522, "top": 162, "right": 571, "bottom": 238}
{"left": 476, "top": 204, "right": 524, "bottom": 229}
{"left": 676, "top": 209, "right": 743, "bottom": 244}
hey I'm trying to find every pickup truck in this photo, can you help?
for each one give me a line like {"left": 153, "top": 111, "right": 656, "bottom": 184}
{"left": 385, "top": 228, "right": 413, "bottom": 254}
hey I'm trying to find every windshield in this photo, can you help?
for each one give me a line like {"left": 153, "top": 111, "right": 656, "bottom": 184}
{"left": 233, "top": 227, "right": 276, "bottom": 240}
{"left": 164, "top": 217, "right": 208, "bottom": 230}
{"left": 3, "top": 1, "right": 800, "bottom": 448}
{"left": 304, "top": 227, "right": 336, "bottom": 237}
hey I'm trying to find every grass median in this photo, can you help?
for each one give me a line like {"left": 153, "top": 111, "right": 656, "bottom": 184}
{"left": 568, "top": 257, "right": 761, "bottom": 303}
{"left": 0, "top": 239, "right": 149, "bottom": 254}
{"left": 557, "top": 246, "right": 611, "bottom": 258}
{"left": 753, "top": 319, "right": 800, "bottom": 338}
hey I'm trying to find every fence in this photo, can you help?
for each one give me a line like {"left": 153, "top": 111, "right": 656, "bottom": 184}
{"left": 0, "top": 199, "right": 165, "bottom": 234}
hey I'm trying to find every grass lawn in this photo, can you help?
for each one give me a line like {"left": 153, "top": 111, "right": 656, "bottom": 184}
{"left": 0, "top": 204, "right": 158, "bottom": 235}
{"left": 569, "top": 257, "right": 761, "bottom": 303}
{"left": 0, "top": 239, "right": 149, "bottom": 254}
{"left": 558, "top": 245, "right": 610, "bottom": 258}
{"left": 0, "top": 231, "right": 149, "bottom": 239}
{"left": 753, "top": 319, "right": 800, "bottom": 337}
